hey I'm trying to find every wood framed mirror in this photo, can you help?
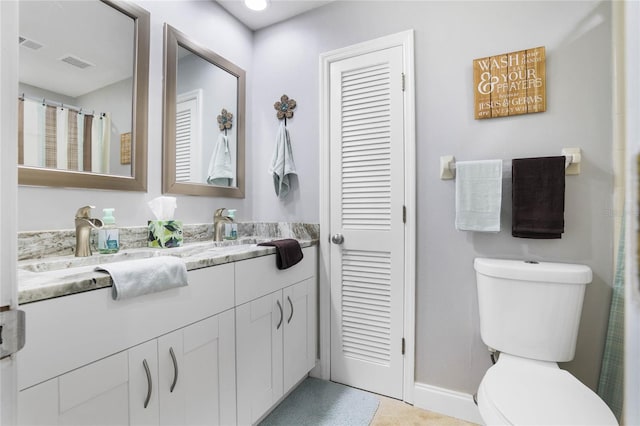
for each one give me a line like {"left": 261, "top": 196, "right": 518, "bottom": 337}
{"left": 17, "top": 0, "right": 149, "bottom": 192}
{"left": 162, "top": 23, "right": 246, "bottom": 198}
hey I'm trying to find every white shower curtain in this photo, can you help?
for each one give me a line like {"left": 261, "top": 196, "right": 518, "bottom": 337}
{"left": 56, "top": 107, "right": 68, "bottom": 170}
{"left": 20, "top": 98, "right": 110, "bottom": 172}
{"left": 22, "top": 98, "right": 45, "bottom": 167}
{"left": 91, "top": 113, "right": 111, "bottom": 173}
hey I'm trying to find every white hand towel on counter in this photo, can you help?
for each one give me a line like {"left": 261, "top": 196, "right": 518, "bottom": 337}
{"left": 268, "top": 121, "right": 297, "bottom": 198}
{"left": 207, "top": 133, "right": 233, "bottom": 186}
{"left": 96, "top": 256, "right": 188, "bottom": 301}
{"left": 455, "top": 159, "right": 503, "bottom": 232}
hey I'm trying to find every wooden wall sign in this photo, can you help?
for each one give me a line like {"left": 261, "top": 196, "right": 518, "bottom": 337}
{"left": 473, "top": 46, "right": 546, "bottom": 119}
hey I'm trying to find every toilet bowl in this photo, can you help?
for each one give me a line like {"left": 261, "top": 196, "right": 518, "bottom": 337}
{"left": 477, "top": 354, "right": 617, "bottom": 425}
{"left": 474, "top": 258, "right": 618, "bottom": 426}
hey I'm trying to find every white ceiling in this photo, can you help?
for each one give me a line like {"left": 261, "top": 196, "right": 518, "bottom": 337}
{"left": 19, "top": 1, "right": 134, "bottom": 98}
{"left": 216, "top": 0, "right": 334, "bottom": 31}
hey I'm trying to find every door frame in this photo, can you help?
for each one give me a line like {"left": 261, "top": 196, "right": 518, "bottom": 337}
{"left": 0, "top": 0, "right": 20, "bottom": 424}
{"left": 317, "top": 30, "right": 416, "bottom": 403}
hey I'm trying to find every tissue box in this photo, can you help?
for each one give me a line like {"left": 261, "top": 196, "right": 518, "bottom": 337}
{"left": 148, "top": 220, "right": 183, "bottom": 248}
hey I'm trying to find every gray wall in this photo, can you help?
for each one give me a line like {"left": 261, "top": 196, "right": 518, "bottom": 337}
{"left": 251, "top": 1, "right": 614, "bottom": 392}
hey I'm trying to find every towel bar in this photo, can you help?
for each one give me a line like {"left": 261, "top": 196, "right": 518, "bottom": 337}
{"left": 439, "top": 148, "right": 581, "bottom": 180}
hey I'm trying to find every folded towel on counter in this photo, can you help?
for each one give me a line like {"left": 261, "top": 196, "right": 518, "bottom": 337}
{"left": 257, "top": 239, "right": 303, "bottom": 270}
{"left": 268, "top": 121, "right": 297, "bottom": 198}
{"left": 512, "top": 156, "right": 565, "bottom": 239}
{"left": 455, "top": 160, "right": 503, "bottom": 232}
{"left": 207, "top": 133, "right": 233, "bottom": 186}
{"left": 96, "top": 256, "right": 188, "bottom": 301}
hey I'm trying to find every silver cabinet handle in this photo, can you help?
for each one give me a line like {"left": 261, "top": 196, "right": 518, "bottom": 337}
{"left": 143, "top": 359, "right": 152, "bottom": 409}
{"left": 276, "top": 300, "right": 283, "bottom": 330}
{"left": 287, "top": 296, "right": 294, "bottom": 324}
{"left": 331, "top": 233, "right": 344, "bottom": 244}
{"left": 169, "top": 347, "right": 178, "bottom": 393}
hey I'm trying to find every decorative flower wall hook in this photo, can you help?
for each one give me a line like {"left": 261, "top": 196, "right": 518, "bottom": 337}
{"left": 217, "top": 109, "right": 233, "bottom": 131}
{"left": 274, "top": 94, "right": 296, "bottom": 120}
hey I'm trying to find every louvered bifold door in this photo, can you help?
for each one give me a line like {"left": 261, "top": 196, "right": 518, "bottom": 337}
{"left": 329, "top": 46, "right": 405, "bottom": 399}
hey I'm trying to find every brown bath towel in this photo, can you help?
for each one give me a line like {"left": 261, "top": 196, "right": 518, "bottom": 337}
{"left": 512, "top": 156, "right": 565, "bottom": 239}
{"left": 257, "top": 239, "right": 304, "bottom": 269}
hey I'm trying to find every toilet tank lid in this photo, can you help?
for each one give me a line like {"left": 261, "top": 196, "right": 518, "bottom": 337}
{"left": 474, "top": 258, "right": 592, "bottom": 284}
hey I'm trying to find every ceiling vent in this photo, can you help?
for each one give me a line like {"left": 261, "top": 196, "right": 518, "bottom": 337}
{"left": 19, "top": 36, "right": 43, "bottom": 50}
{"left": 59, "top": 54, "right": 94, "bottom": 69}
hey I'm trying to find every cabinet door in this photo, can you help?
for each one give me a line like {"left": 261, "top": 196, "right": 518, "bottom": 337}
{"left": 58, "top": 351, "right": 130, "bottom": 426}
{"left": 158, "top": 329, "right": 184, "bottom": 426}
{"left": 283, "top": 278, "right": 317, "bottom": 393}
{"left": 158, "top": 310, "right": 236, "bottom": 426}
{"left": 129, "top": 340, "right": 159, "bottom": 426}
{"left": 236, "top": 292, "right": 284, "bottom": 425}
{"left": 18, "top": 378, "right": 59, "bottom": 426}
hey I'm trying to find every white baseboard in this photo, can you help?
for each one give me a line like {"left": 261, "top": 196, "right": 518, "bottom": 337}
{"left": 413, "top": 382, "right": 483, "bottom": 424}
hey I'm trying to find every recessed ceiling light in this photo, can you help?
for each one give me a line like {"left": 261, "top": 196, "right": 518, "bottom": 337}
{"left": 244, "top": 0, "right": 269, "bottom": 11}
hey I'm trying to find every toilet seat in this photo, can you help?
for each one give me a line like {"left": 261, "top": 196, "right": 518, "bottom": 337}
{"left": 478, "top": 356, "right": 618, "bottom": 425}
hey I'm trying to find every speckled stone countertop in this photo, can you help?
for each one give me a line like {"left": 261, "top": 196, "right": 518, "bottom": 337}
{"left": 18, "top": 222, "right": 319, "bottom": 305}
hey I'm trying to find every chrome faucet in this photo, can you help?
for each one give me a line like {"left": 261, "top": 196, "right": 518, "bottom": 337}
{"left": 213, "top": 208, "right": 232, "bottom": 242}
{"left": 75, "top": 205, "right": 103, "bottom": 257}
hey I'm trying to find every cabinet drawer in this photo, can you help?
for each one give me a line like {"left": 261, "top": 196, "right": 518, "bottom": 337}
{"left": 59, "top": 351, "right": 128, "bottom": 413}
{"left": 235, "top": 246, "right": 316, "bottom": 305}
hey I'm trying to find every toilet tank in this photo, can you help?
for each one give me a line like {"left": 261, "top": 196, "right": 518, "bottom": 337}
{"left": 474, "top": 258, "right": 592, "bottom": 362}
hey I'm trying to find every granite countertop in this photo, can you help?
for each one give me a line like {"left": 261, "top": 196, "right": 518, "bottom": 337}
{"left": 18, "top": 238, "right": 317, "bottom": 305}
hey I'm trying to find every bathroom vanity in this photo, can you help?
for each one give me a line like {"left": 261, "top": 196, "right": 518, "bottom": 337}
{"left": 17, "top": 242, "right": 317, "bottom": 426}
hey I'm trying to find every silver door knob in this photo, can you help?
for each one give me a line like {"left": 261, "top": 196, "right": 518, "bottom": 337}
{"left": 331, "top": 233, "right": 344, "bottom": 244}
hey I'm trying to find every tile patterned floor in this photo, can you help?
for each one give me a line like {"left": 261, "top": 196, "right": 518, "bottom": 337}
{"left": 369, "top": 395, "right": 478, "bottom": 426}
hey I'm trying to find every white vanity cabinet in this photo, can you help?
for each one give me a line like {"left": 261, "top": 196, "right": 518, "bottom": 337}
{"left": 18, "top": 263, "right": 236, "bottom": 426}
{"left": 18, "top": 311, "right": 236, "bottom": 426}
{"left": 235, "top": 248, "right": 317, "bottom": 425}
{"left": 17, "top": 245, "right": 317, "bottom": 426}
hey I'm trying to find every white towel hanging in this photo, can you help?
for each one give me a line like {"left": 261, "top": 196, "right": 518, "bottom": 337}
{"left": 96, "top": 256, "right": 188, "bottom": 301}
{"left": 207, "top": 133, "right": 233, "bottom": 185}
{"left": 269, "top": 121, "right": 297, "bottom": 198}
{"left": 455, "top": 160, "right": 503, "bottom": 232}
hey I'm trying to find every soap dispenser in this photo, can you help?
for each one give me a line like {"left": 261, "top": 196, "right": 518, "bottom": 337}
{"left": 98, "top": 208, "right": 120, "bottom": 253}
{"left": 224, "top": 209, "right": 238, "bottom": 240}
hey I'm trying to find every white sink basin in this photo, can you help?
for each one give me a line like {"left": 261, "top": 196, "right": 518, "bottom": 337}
{"left": 19, "top": 239, "right": 262, "bottom": 273}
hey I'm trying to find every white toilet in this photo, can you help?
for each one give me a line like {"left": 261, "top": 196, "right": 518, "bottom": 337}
{"left": 474, "top": 258, "right": 618, "bottom": 426}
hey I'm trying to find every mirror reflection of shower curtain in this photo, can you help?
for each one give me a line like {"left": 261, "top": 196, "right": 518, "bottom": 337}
{"left": 18, "top": 98, "right": 110, "bottom": 173}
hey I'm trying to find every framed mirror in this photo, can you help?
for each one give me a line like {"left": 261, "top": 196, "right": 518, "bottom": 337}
{"left": 162, "top": 24, "right": 246, "bottom": 198}
{"left": 17, "top": 0, "right": 149, "bottom": 191}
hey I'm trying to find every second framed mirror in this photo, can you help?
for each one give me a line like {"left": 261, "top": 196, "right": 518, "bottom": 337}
{"left": 162, "top": 23, "right": 245, "bottom": 197}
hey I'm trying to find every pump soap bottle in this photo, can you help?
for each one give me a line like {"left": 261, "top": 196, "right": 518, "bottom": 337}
{"left": 98, "top": 208, "right": 120, "bottom": 253}
{"left": 224, "top": 209, "right": 238, "bottom": 240}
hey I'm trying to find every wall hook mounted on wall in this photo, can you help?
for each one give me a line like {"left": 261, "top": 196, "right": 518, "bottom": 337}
{"left": 217, "top": 108, "right": 233, "bottom": 136}
{"left": 274, "top": 94, "right": 296, "bottom": 126}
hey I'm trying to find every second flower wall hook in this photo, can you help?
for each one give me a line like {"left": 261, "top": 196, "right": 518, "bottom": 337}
{"left": 274, "top": 94, "right": 296, "bottom": 125}
{"left": 217, "top": 108, "right": 233, "bottom": 135}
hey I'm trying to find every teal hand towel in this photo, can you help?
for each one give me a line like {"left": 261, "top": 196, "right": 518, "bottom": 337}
{"left": 269, "top": 121, "right": 297, "bottom": 198}
{"left": 455, "top": 160, "right": 503, "bottom": 232}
